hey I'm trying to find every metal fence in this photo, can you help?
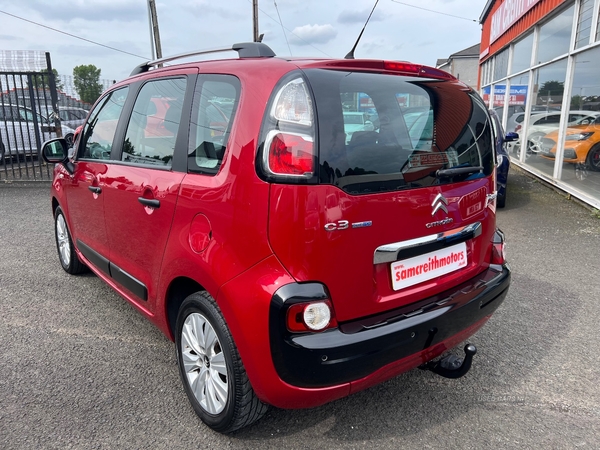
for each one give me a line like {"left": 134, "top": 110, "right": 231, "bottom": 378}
{"left": 0, "top": 69, "right": 59, "bottom": 181}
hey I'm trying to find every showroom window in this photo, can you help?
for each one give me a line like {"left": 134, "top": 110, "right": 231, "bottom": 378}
{"left": 481, "top": 59, "right": 492, "bottom": 86}
{"left": 561, "top": 46, "right": 600, "bottom": 198}
{"left": 537, "top": 4, "right": 575, "bottom": 63}
{"left": 511, "top": 32, "right": 534, "bottom": 75}
{"left": 493, "top": 48, "right": 509, "bottom": 81}
{"left": 525, "top": 59, "right": 568, "bottom": 177}
{"left": 575, "top": 0, "right": 595, "bottom": 48}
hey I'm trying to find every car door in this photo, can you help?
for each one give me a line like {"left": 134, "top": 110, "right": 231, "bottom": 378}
{"left": 102, "top": 75, "right": 191, "bottom": 307}
{"left": 64, "top": 87, "right": 130, "bottom": 272}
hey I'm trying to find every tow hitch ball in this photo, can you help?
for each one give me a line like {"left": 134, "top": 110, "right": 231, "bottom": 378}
{"left": 419, "top": 344, "right": 477, "bottom": 379}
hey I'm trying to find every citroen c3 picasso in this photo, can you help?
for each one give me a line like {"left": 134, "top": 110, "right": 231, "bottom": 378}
{"left": 42, "top": 42, "right": 511, "bottom": 433}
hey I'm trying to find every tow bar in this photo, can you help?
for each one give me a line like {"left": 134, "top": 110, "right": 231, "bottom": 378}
{"left": 419, "top": 344, "right": 477, "bottom": 379}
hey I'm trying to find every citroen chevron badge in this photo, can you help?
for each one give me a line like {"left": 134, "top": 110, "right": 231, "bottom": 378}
{"left": 431, "top": 193, "right": 449, "bottom": 216}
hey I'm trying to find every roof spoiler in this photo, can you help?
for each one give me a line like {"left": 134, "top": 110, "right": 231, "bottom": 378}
{"left": 130, "top": 42, "right": 276, "bottom": 76}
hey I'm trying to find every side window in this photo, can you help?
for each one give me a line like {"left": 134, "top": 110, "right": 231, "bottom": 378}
{"left": 79, "top": 87, "right": 129, "bottom": 160}
{"left": 121, "top": 78, "right": 186, "bottom": 168}
{"left": 188, "top": 75, "right": 240, "bottom": 175}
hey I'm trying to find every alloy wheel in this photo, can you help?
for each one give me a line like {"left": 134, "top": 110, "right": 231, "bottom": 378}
{"left": 56, "top": 214, "right": 71, "bottom": 267}
{"left": 181, "top": 313, "right": 228, "bottom": 415}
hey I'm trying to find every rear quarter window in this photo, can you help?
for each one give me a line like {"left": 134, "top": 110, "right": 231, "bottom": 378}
{"left": 187, "top": 75, "right": 240, "bottom": 175}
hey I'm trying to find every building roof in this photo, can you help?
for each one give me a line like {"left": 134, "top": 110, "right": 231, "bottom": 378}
{"left": 449, "top": 43, "right": 480, "bottom": 59}
{"left": 436, "top": 58, "right": 449, "bottom": 67}
{"left": 479, "top": 0, "right": 495, "bottom": 24}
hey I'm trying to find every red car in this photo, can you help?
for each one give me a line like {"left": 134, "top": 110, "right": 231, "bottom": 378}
{"left": 41, "top": 43, "right": 510, "bottom": 433}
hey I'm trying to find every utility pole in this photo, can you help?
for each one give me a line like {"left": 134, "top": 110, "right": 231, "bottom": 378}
{"left": 148, "top": 0, "right": 163, "bottom": 59}
{"left": 253, "top": 0, "right": 259, "bottom": 42}
{"left": 146, "top": 1, "right": 155, "bottom": 60}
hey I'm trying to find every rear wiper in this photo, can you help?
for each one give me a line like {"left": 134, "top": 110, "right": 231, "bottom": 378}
{"left": 436, "top": 166, "right": 483, "bottom": 178}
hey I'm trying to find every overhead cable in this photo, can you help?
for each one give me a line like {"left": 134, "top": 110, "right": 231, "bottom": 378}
{"left": 0, "top": 9, "right": 149, "bottom": 59}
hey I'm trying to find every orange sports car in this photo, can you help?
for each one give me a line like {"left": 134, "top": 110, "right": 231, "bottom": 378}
{"left": 539, "top": 115, "right": 600, "bottom": 170}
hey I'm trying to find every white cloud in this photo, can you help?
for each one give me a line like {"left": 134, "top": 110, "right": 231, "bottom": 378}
{"left": 289, "top": 24, "right": 337, "bottom": 46}
{"left": 0, "top": 0, "right": 489, "bottom": 81}
{"left": 338, "top": 9, "right": 386, "bottom": 24}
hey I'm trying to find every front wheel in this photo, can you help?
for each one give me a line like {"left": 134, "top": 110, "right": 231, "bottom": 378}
{"left": 586, "top": 145, "right": 600, "bottom": 172}
{"left": 54, "top": 207, "right": 87, "bottom": 274}
{"left": 175, "top": 292, "right": 268, "bottom": 433}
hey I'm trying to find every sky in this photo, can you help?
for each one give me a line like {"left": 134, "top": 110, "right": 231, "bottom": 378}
{"left": 0, "top": 0, "right": 488, "bottom": 84}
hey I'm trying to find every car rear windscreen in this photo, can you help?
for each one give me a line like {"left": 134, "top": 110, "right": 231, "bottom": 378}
{"left": 304, "top": 69, "right": 494, "bottom": 194}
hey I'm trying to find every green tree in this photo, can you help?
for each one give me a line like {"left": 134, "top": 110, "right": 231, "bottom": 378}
{"left": 28, "top": 68, "right": 64, "bottom": 91}
{"left": 73, "top": 64, "right": 103, "bottom": 104}
{"left": 539, "top": 80, "right": 564, "bottom": 97}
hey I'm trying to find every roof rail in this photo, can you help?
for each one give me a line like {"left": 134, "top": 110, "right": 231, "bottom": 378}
{"left": 130, "top": 42, "right": 276, "bottom": 76}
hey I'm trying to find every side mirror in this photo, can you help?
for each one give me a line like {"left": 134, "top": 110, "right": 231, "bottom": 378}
{"left": 504, "top": 132, "right": 519, "bottom": 142}
{"left": 41, "top": 138, "right": 74, "bottom": 174}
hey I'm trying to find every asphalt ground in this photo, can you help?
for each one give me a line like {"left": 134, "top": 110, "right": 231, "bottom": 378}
{"left": 1, "top": 168, "right": 599, "bottom": 449}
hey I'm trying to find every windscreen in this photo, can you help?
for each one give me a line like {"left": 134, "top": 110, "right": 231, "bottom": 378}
{"left": 304, "top": 69, "right": 494, "bottom": 194}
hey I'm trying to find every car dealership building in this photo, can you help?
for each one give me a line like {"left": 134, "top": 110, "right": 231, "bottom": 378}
{"left": 479, "top": 0, "right": 600, "bottom": 208}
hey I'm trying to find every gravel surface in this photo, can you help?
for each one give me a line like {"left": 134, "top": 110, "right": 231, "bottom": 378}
{"left": 1, "top": 168, "right": 599, "bottom": 449}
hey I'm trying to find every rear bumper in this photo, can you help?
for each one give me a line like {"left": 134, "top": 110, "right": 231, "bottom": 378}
{"left": 269, "top": 263, "right": 510, "bottom": 388}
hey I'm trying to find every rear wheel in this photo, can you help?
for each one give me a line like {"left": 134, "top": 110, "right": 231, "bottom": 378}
{"left": 586, "top": 145, "right": 600, "bottom": 172}
{"left": 176, "top": 291, "right": 268, "bottom": 433}
{"left": 54, "top": 207, "right": 87, "bottom": 274}
{"left": 497, "top": 192, "right": 506, "bottom": 208}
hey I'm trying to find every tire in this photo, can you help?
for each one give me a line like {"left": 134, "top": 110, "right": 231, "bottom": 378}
{"left": 514, "top": 142, "right": 532, "bottom": 160}
{"left": 176, "top": 292, "right": 268, "bottom": 433}
{"left": 586, "top": 145, "right": 600, "bottom": 172}
{"left": 497, "top": 192, "right": 506, "bottom": 208}
{"left": 54, "top": 207, "right": 87, "bottom": 274}
{"left": 64, "top": 133, "right": 74, "bottom": 148}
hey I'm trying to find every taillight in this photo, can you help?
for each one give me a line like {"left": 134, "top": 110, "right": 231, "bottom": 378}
{"left": 266, "top": 131, "right": 314, "bottom": 176}
{"left": 261, "top": 76, "right": 316, "bottom": 180}
{"left": 271, "top": 78, "right": 313, "bottom": 126}
{"left": 490, "top": 230, "right": 506, "bottom": 265}
{"left": 286, "top": 300, "right": 338, "bottom": 333}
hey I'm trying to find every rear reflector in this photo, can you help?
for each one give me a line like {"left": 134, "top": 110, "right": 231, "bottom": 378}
{"left": 267, "top": 131, "right": 314, "bottom": 176}
{"left": 490, "top": 229, "right": 507, "bottom": 265}
{"left": 491, "top": 242, "right": 506, "bottom": 265}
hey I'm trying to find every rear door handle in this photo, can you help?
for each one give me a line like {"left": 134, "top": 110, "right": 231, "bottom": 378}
{"left": 88, "top": 186, "right": 102, "bottom": 194}
{"left": 138, "top": 197, "right": 160, "bottom": 208}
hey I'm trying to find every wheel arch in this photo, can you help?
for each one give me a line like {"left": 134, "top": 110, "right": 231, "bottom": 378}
{"left": 51, "top": 196, "right": 60, "bottom": 216}
{"left": 586, "top": 143, "right": 600, "bottom": 171}
{"left": 164, "top": 276, "right": 207, "bottom": 341}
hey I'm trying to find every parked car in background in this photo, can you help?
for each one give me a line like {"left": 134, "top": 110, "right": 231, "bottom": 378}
{"left": 401, "top": 106, "right": 431, "bottom": 128}
{"left": 489, "top": 109, "right": 518, "bottom": 208}
{"left": 49, "top": 106, "right": 89, "bottom": 129}
{"left": 0, "top": 104, "right": 75, "bottom": 162}
{"left": 513, "top": 110, "right": 600, "bottom": 158}
{"left": 40, "top": 42, "right": 510, "bottom": 432}
{"left": 504, "top": 105, "right": 556, "bottom": 133}
{"left": 343, "top": 111, "right": 374, "bottom": 143}
{"left": 539, "top": 115, "right": 600, "bottom": 171}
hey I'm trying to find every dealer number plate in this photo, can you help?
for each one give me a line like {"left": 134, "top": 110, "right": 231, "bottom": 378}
{"left": 391, "top": 242, "right": 467, "bottom": 290}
